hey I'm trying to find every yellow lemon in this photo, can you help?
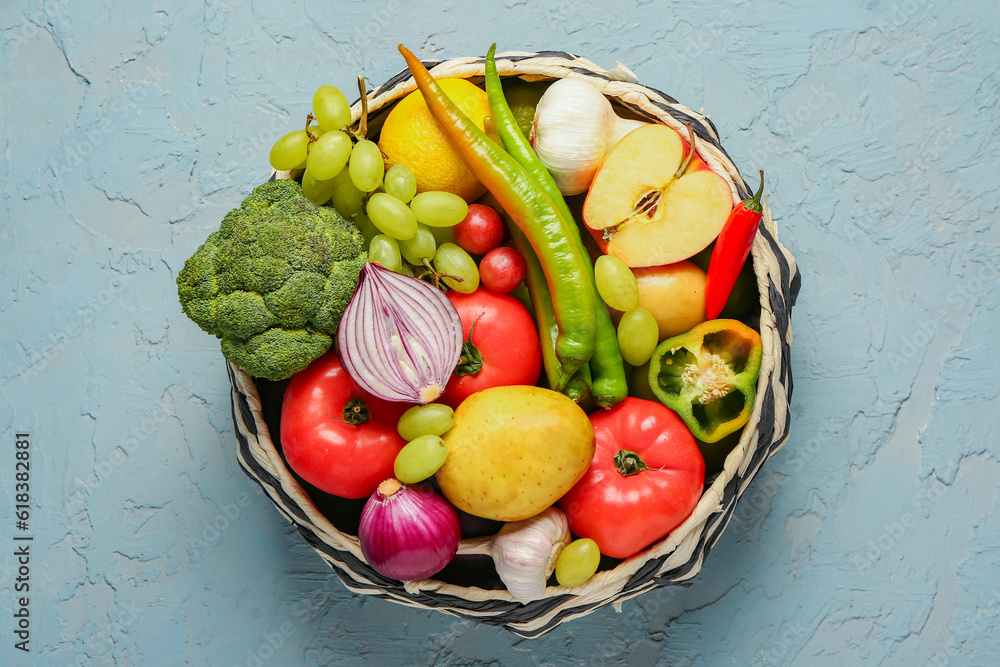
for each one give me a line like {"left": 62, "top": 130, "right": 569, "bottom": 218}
{"left": 379, "top": 78, "right": 490, "bottom": 203}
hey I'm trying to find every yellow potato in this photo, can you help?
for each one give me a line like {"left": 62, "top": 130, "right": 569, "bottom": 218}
{"left": 436, "top": 386, "right": 595, "bottom": 521}
{"left": 633, "top": 261, "right": 708, "bottom": 340}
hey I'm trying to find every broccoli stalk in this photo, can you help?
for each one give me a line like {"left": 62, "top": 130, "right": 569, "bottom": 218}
{"left": 177, "top": 179, "right": 366, "bottom": 380}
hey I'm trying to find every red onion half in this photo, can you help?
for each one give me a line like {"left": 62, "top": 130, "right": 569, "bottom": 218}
{"left": 338, "top": 263, "right": 463, "bottom": 404}
{"left": 358, "top": 479, "right": 461, "bottom": 580}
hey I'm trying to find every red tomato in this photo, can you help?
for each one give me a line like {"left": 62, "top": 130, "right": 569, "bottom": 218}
{"left": 281, "top": 350, "right": 409, "bottom": 499}
{"left": 558, "top": 398, "right": 705, "bottom": 559}
{"left": 454, "top": 204, "right": 504, "bottom": 255}
{"left": 479, "top": 246, "right": 527, "bottom": 294}
{"left": 438, "top": 288, "right": 542, "bottom": 408}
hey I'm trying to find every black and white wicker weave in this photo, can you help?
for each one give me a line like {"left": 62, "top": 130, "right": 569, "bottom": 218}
{"left": 226, "top": 50, "right": 799, "bottom": 638}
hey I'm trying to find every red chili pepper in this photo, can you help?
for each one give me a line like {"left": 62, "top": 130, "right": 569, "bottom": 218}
{"left": 705, "top": 170, "right": 765, "bottom": 320}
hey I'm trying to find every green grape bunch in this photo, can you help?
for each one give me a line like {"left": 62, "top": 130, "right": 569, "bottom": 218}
{"left": 268, "top": 81, "right": 486, "bottom": 289}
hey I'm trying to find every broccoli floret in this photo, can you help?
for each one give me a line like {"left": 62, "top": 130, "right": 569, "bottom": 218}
{"left": 177, "top": 179, "right": 366, "bottom": 380}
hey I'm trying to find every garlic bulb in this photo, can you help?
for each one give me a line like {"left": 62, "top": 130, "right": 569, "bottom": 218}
{"left": 530, "top": 78, "right": 648, "bottom": 195}
{"left": 457, "top": 507, "right": 572, "bottom": 603}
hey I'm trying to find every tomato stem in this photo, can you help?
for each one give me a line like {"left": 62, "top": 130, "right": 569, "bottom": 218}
{"left": 340, "top": 397, "right": 370, "bottom": 425}
{"left": 614, "top": 449, "right": 657, "bottom": 476}
{"left": 453, "top": 314, "right": 485, "bottom": 377}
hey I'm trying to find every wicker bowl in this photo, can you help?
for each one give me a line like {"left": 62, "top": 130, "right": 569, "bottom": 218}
{"left": 226, "top": 50, "right": 799, "bottom": 637}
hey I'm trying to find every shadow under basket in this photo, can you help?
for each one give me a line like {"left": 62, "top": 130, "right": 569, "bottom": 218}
{"left": 225, "top": 50, "right": 800, "bottom": 638}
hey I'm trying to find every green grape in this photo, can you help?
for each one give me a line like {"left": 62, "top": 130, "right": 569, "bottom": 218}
{"left": 383, "top": 164, "right": 418, "bottom": 203}
{"left": 555, "top": 538, "right": 601, "bottom": 587}
{"left": 594, "top": 255, "right": 639, "bottom": 312}
{"left": 399, "top": 223, "right": 437, "bottom": 265}
{"left": 433, "top": 243, "right": 479, "bottom": 293}
{"left": 369, "top": 234, "right": 402, "bottom": 272}
{"left": 349, "top": 139, "right": 384, "bottom": 192}
{"left": 393, "top": 435, "right": 449, "bottom": 484}
{"left": 409, "top": 191, "right": 469, "bottom": 227}
{"left": 300, "top": 169, "right": 336, "bottom": 205}
{"left": 313, "top": 85, "right": 351, "bottom": 131}
{"left": 306, "top": 124, "right": 325, "bottom": 139}
{"left": 305, "top": 130, "right": 352, "bottom": 180}
{"left": 397, "top": 403, "right": 455, "bottom": 441}
{"left": 428, "top": 224, "right": 457, "bottom": 247}
{"left": 399, "top": 263, "right": 415, "bottom": 277}
{"left": 353, "top": 212, "right": 380, "bottom": 246}
{"left": 367, "top": 192, "right": 418, "bottom": 240}
{"left": 269, "top": 130, "right": 309, "bottom": 171}
{"left": 617, "top": 307, "right": 659, "bottom": 366}
{"left": 329, "top": 168, "right": 364, "bottom": 217}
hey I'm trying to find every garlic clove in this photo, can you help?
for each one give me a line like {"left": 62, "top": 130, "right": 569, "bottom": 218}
{"left": 531, "top": 78, "right": 648, "bottom": 196}
{"left": 490, "top": 507, "right": 572, "bottom": 603}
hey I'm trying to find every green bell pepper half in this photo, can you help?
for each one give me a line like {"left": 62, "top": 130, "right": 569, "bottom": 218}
{"left": 648, "top": 319, "right": 763, "bottom": 443}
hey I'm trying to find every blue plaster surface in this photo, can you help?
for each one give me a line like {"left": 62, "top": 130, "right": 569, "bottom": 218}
{"left": 1, "top": 0, "right": 998, "bottom": 664}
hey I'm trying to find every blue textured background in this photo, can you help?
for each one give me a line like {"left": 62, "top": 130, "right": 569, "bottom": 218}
{"left": 2, "top": 0, "right": 998, "bottom": 664}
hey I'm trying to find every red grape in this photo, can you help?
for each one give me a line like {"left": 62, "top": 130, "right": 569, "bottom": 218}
{"left": 454, "top": 204, "right": 504, "bottom": 255}
{"left": 479, "top": 247, "right": 527, "bottom": 294}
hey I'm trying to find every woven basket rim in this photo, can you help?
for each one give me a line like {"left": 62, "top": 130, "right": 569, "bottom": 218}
{"left": 227, "top": 49, "right": 799, "bottom": 636}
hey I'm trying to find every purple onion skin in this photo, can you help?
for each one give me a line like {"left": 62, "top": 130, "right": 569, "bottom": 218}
{"left": 358, "top": 480, "right": 461, "bottom": 580}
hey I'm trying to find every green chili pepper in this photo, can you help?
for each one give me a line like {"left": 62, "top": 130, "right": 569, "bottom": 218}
{"left": 399, "top": 45, "right": 596, "bottom": 376}
{"left": 507, "top": 220, "right": 571, "bottom": 391}
{"left": 483, "top": 44, "right": 626, "bottom": 408}
{"left": 647, "top": 319, "right": 763, "bottom": 443}
{"left": 509, "top": 207, "right": 590, "bottom": 401}
{"left": 564, "top": 362, "right": 592, "bottom": 404}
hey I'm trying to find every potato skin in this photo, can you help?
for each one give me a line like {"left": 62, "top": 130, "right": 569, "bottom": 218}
{"left": 436, "top": 385, "right": 596, "bottom": 521}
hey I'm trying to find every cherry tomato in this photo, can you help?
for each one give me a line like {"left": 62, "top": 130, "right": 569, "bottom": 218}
{"left": 558, "top": 398, "right": 705, "bottom": 559}
{"left": 281, "top": 350, "right": 410, "bottom": 499}
{"left": 438, "top": 288, "right": 543, "bottom": 408}
{"left": 479, "top": 246, "right": 527, "bottom": 294}
{"left": 453, "top": 204, "right": 504, "bottom": 255}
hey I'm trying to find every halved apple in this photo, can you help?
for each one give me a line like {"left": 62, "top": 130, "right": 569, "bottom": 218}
{"left": 583, "top": 124, "right": 734, "bottom": 267}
